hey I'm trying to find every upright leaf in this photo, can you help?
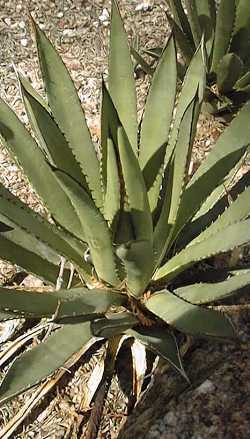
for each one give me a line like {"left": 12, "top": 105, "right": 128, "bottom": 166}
{"left": 54, "top": 170, "right": 119, "bottom": 286}
{"left": 31, "top": 18, "right": 103, "bottom": 208}
{"left": 139, "top": 36, "right": 177, "bottom": 190}
{"left": 109, "top": 0, "right": 137, "bottom": 153}
{"left": 0, "top": 99, "right": 83, "bottom": 239}
{"left": 211, "top": 0, "right": 237, "bottom": 72}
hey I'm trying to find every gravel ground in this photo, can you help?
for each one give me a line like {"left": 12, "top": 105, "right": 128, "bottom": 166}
{"left": 0, "top": 1, "right": 249, "bottom": 438}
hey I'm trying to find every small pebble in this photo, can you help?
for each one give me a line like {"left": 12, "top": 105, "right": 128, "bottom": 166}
{"left": 19, "top": 20, "right": 26, "bottom": 29}
{"left": 20, "top": 38, "right": 28, "bottom": 47}
{"left": 4, "top": 18, "right": 11, "bottom": 26}
{"left": 195, "top": 379, "right": 215, "bottom": 395}
{"left": 57, "top": 11, "right": 64, "bottom": 18}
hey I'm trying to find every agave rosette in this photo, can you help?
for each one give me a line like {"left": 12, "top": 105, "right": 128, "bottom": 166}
{"left": 0, "top": 0, "right": 249, "bottom": 408}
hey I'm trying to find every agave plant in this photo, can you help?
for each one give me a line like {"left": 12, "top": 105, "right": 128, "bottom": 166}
{"left": 136, "top": 0, "right": 250, "bottom": 114}
{"left": 0, "top": 0, "right": 250, "bottom": 434}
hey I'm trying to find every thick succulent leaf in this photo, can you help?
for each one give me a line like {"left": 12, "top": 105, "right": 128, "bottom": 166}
{"left": 166, "top": 0, "right": 194, "bottom": 47}
{"left": 175, "top": 269, "right": 250, "bottom": 304}
{"left": 166, "top": 13, "right": 194, "bottom": 64}
{"left": 0, "top": 231, "right": 64, "bottom": 285}
{"left": 32, "top": 18, "right": 103, "bottom": 208}
{"left": 146, "top": 290, "right": 235, "bottom": 338}
{"left": 0, "top": 286, "right": 126, "bottom": 320}
{"left": 116, "top": 240, "right": 154, "bottom": 297}
{"left": 217, "top": 53, "right": 243, "bottom": 94}
{"left": 109, "top": 0, "right": 137, "bottom": 153}
{"left": 235, "top": 70, "right": 250, "bottom": 90}
{"left": 176, "top": 100, "right": 250, "bottom": 233}
{"left": 177, "top": 168, "right": 250, "bottom": 248}
{"left": 195, "top": 0, "right": 216, "bottom": 60}
{"left": 0, "top": 98, "right": 83, "bottom": 238}
{"left": 19, "top": 76, "right": 87, "bottom": 188}
{"left": 191, "top": 183, "right": 250, "bottom": 244}
{"left": 155, "top": 219, "right": 250, "bottom": 282}
{"left": 103, "top": 137, "right": 120, "bottom": 225}
{"left": 139, "top": 36, "right": 177, "bottom": 190}
{"left": 17, "top": 73, "right": 50, "bottom": 111}
{"left": 230, "top": 0, "right": 250, "bottom": 62}
{"left": 128, "top": 327, "right": 187, "bottom": 379}
{"left": 117, "top": 126, "right": 153, "bottom": 242}
{"left": 0, "top": 183, "right": 91, "bottom": 279}
{"left": 0, "top": 322, "right": 94, "bottom": 405}
{"left": 91, "top": 313, "right": 139, "bottom": 338}
{"left": 53, "top": 169, "right": 119, "bottom": 286}
{"left": 168, "top": 96, "right": 198, "bottom": 226}
{"left": 211, "top": 0, "right": 237, "bottom": 73}
{"left": 183, "top": 0, "right": 202, "bottom": 47}
{"left": 150, "top": 42, "right": 205, "bottom": 217}
{"left": 166, "top": 42, "right": 205, "bottom": 167}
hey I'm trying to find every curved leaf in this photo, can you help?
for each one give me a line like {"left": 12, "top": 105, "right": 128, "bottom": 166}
{"left": 211, "top": 0, "right": 237, "bottom": 72}
{"left": 0, "top": 322, "right": 94, "bottom": 405}
{"left": 19, "top": 75, "right": 87, "bottom": 188}
{"left": 139, "top": 36, "right": 177, "bottom": 180}
{"left": 155, "top": 219, "right": 250, "bottom": 282}
{"left": 128, "top": 327, "right": 188, "bottom": 379}
{"left": 217, "top": 53, "right": 243, "bottom": 93}
{"left": 91, "top": 313, "right": 138, "bottom": 338}
{"left": 146, "top": 290, "right": 235, "bottom": 338}
{"left": 0, "top": 97, "right": 83, "bottom": 239}
{"left": 53, "top": 169, "right": 119, "bottom": 286}
{"left": 32, "top": 18, "right": 102, "bottom": 208}
{"left": 175, "top": 269, "right": 250, "bottom": 304}
{"left": 0, "top": 286, "right": 126, "bottom": 320}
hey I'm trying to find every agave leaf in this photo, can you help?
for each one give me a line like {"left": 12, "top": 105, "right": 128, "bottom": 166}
{"left": 175, "top": 99, "right": 250, "bottom": 234}
{"left": 191, "top": 183, "right": 250, "bottom": 244}
{"left": 19, "top": 75, "right": 87, "bottom": 188}
{"left": 31, "top": 18, "right": 103, "bottom": 208}
{"left": 235, "top": 70, "right": 250, "bottom": 90}
{"left": 195, "top": 0, "right": 216, "bottom": 60}
{"left": 166, "top": 41, "right": 205, "bottom": 166}
{"left": 0, "top": 98, "right": 83, "bottom": 238}
{"left": 117, "top": 126, "right": 153, "bottom": 242}
{"left": 183, "top": 0, "right": 202, "bottom": 47}
{"left": 17, "top": 73, "right": 50, "bottom": 111}
{"left": 91, "top": 313, "right": 139, "bottom": 338}
{"left": 146, "top": 290, "right": 235, "bottom": 338}
{"left": 155, "top": 219, "right": 250, "bottom": 282}
{"left": 116, "top": 240, "right": 154, "bottom": 297}
{"left": 0, "top": 322, "right": 95, "bottom": 405}
{"left": 166, "top": 0, "right": 194, "bottom": 47}
{"left": 168, "top": 95, "right": 198, "bottom": 226}
{"left": 211, "top": 0, "right": 237, "bottom": 73}
{"left": 139, "top": 36, "right": 177, "bottom": 189}
{"left": 175, "top": 269, "right": 250, "bottom": 304}
{"left": 128, "top": 327, "right": 187, "bottom": 379}
{"left": 166, "top": 13, "right": 194, "bottom": 64}
{"left": 103, "top": 137, "right": 121, "bottom": 226}
{"left": 177, "top": 168, "right": 250, "bottom": 248}
{"left": 109, "top": 0, "right": 137, "bottom": 153}
{"left": 150, "top": 42, "right": 205, "bottom": 217}
{"left": 53, "top": 169, "right": 119, "bottom": 286}
{"left": 0, "top": 183, "right": 91, "bottom": 278}
{"left": 0, "top": 286, "right": 126, "bottom": 320}
{"left": 217, "top": 53, "right": 243, "bottom": 94}
{"left": 230, "top": 0, "right": 250, "bottom": 61}
{"left": 0, "top": 230, "right": 65, "bottom": 285}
